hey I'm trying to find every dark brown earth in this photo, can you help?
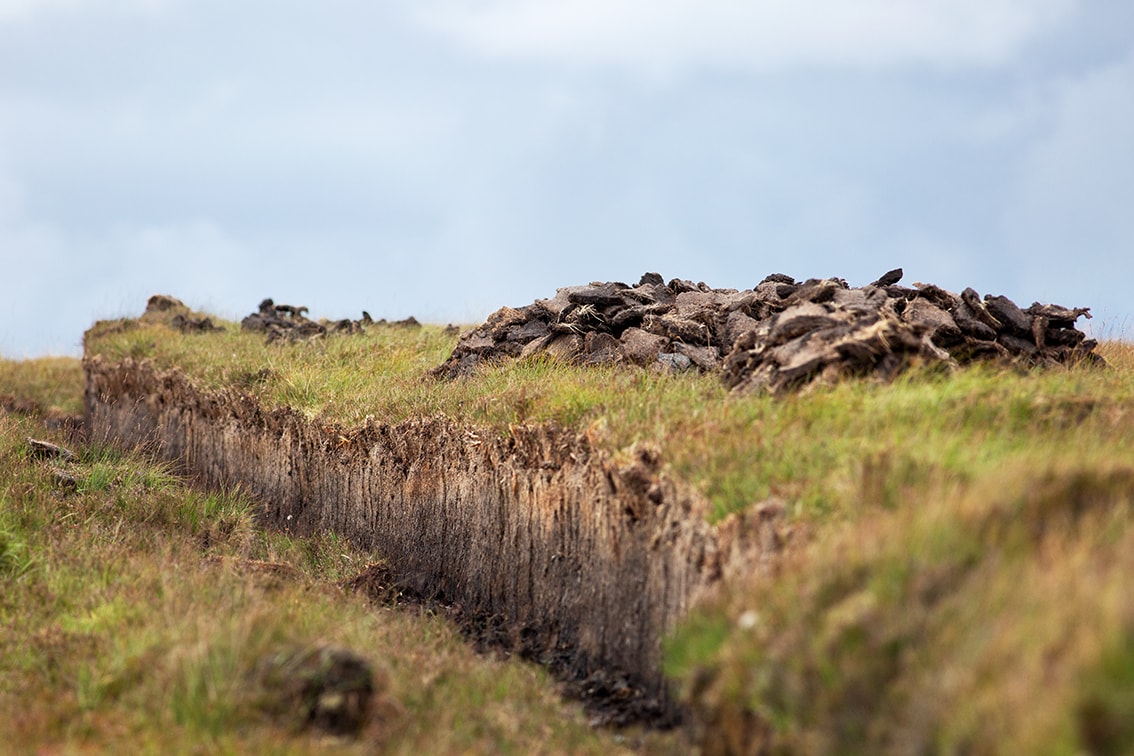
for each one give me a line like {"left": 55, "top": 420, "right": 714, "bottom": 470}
{"left": 340, "top": 560, "right": 702, "bottom": 727}
{"left": 434, "top": 270, "right": 1100, "bottom": 392}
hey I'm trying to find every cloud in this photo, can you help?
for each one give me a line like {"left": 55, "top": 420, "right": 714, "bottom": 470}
{"left": 0, "top": 177, "right": 256, "bottom": 356}
{"left": 0, "top": 171, "right": 78, "bottom": 356}
{"left": 0, "top": 167, "right": 24, "bottom": 223}
{"left": 0, "top": 0, "right": 169, "bottom": 22}
{"left": 1003, "top": 50, "right": 1134, "bottom": 329}
{"left": 414, "top": 0, "right": 1077, "bottom": 75}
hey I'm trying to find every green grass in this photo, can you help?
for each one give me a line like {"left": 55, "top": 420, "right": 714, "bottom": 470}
{"left": 0, "top": 401, "right": 674, "bottom": 753}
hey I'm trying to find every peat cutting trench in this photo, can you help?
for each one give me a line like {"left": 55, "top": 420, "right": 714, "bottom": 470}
{"left": 83, "top": 271, "right": 1098, "bottom": 726}
{"left": 83, "top": 356, "right": 776, "bottom": 725}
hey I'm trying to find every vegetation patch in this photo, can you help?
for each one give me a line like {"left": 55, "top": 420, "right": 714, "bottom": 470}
{"left": 666, "top": 462, "right": 1134, "bottom": 753}
{"left": 0, "top": 355, "right": 85, "bottom": 418}
{"left": 0, "top": 384, "right": 672, "bottom": 752}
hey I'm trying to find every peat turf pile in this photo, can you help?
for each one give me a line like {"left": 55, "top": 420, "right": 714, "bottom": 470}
{"left": 141, "top": 294, "right": 223, "bottom": 333}
{"left": 434, "top": 270, "right": 1100, "bottom": 392}
{"left": 241, "top": 298, "right": 421, "bottom": 343}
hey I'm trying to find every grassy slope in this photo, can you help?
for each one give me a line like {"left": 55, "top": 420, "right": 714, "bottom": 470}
{"left": 0, "top": 358, "right": 673, "bottom": 753}
{"left": 665, "top": 344, "right": 1134, "bottom": 754}
{"left": 80, "top": 316, "right": 1134, "bottom": 752}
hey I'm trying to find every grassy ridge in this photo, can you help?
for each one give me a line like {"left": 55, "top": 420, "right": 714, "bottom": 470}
{"left": 0, "top": 358, "right": 670, "bottom": 753}
{"left": 87, "top": 320, "right": 1134, "bottom": 523}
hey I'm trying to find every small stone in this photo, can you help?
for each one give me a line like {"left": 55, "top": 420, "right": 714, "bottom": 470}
{"left": 723, "top": 310, "right": 759, "bottom": 345}
{"left": 653, "top": 315, "right": 712, "bottom": 346}
{"left": 674, "top": 343, "right": 720, "bottom": 370}
{"left": 567, "top": 283, "right": 629, "bottom": 308}
{"left": 544, "top": 333, "right": 583, "bottom": 362}
{"left": 869, "top": 268, "right": 903, "bottom": 287}
{"left": 170, "top": 313, "right": 222, "bottom": 333}
{"left": 674, "top": 290, "right": 723, "bottom": 311}
{"left": 506, "top": 319, "right": 550, "bottom": 344}
{"left": 737, "top": 610, "right": 760, "bottom": 630}
{"left": 902, "top": 298, "right": 960, "bottom": 340}
{"left": 983, "top": 294, "right": 1032, "bottom": 337}
{"left": 460, "top": 331, "right": 495, "bottom": 353}
{"left": 51, "top": 468, "right": 78, "bottom": 492}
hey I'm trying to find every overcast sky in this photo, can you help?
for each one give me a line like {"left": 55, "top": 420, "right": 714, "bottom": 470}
{"left": 2, "top": 0, "right": 1132, "bottom": 357}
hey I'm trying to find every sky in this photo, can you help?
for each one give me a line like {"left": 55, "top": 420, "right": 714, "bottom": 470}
{"left": 1, "top": 0, "right": 1132, "bottom": 357}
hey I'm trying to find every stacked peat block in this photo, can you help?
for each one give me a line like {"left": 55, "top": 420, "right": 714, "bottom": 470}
{"left": 433, "top": 270, "right": 1100, "bottom": 393}
{"left": 141, "top": 294, "right": 223, "bottom": 333}
{"left": 241, "top": 299, "right": 419, "bottom": 343}
{"left": 241, "top": 299, "right": 331, "bottom": 343}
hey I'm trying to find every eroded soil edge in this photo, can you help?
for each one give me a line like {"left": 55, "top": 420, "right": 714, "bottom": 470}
{"left": 84, "top": 356, "right": 774, "bottom": 723}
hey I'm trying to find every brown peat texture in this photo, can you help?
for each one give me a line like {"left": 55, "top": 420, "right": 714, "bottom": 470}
{"left": 435, "top": 270, "right": 1100, "bottom": 392}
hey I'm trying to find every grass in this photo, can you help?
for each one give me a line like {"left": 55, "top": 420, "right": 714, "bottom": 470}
{"left": 0, "top": 368, "right": 677, "bottom": 753}
{"left": 80, "top": 306, "right": 1134, "bottom": 752}
{"left": 0, "top": 355, "right": 85, "bottom": 416}
{"left": 665, "top": 460, "right": 1134, "bottom": 754}
{"left": 658, "top": 345, "right": 1134, "bottom": 754}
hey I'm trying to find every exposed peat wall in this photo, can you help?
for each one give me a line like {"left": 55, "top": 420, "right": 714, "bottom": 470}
{"left": 84, "top": 356, "right": 774, "bottom": 713}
